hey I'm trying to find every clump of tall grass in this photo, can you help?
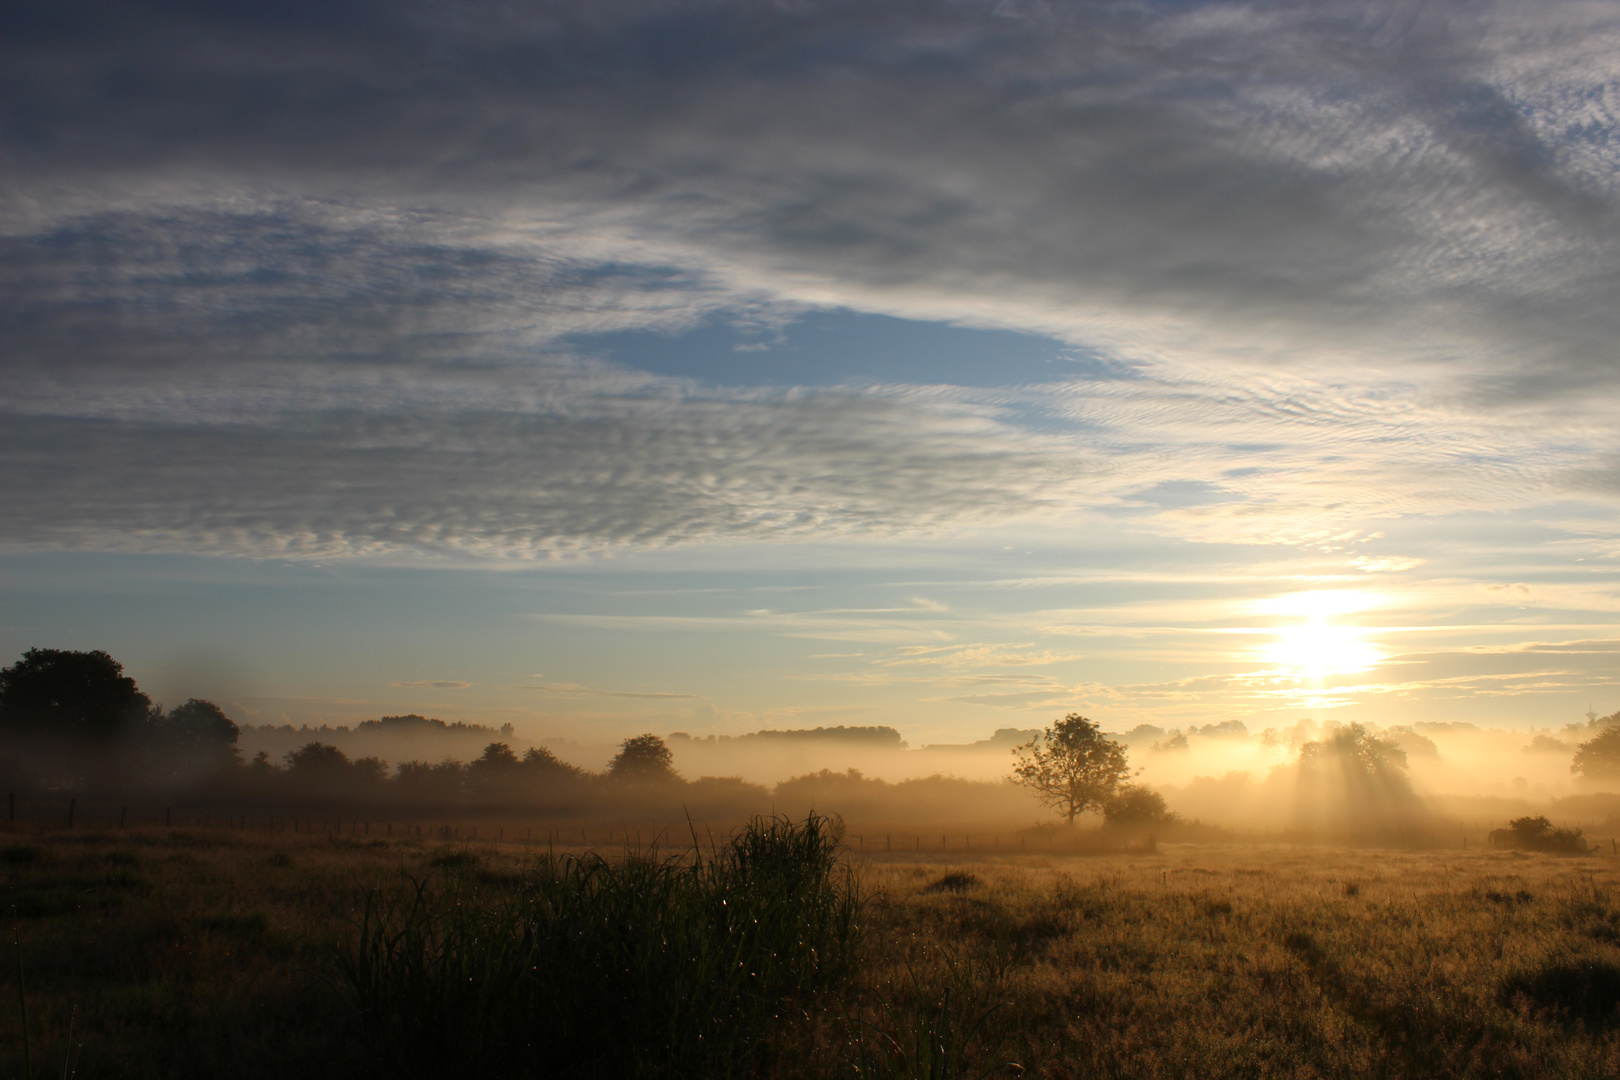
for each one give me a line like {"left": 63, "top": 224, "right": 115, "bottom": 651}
{"left": 845, "top": 950, "right": 1023, "bottom": 1080}
{"left": 336, "top": 813, "right": 860, "bottom": 1079}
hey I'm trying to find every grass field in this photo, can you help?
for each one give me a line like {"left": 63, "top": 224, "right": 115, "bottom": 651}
{"left": 4, "top": 821, "right": 1620, "bottom": 1078}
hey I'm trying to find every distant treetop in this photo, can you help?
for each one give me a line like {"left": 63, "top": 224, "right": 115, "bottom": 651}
{"left": 356, "top": 714, "right": 514, "bottom": 737}
{"left": 669, "top": 725, "right": 905, "bottom": 747}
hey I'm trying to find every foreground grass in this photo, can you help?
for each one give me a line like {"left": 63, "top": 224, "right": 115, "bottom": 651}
{"left": 3, "top": 824, "right": 1620, "bottom": 1078}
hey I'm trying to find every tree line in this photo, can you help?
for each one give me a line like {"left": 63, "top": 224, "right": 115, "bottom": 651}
{"left": 5, "top": 648, "right": 1617, "bottom": 830}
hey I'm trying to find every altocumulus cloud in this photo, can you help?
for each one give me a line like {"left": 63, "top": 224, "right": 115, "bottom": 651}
{"left": 4, "top": 0, "right": 1620, "bottom": 559}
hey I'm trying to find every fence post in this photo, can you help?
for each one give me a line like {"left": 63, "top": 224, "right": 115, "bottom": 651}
{"left": 7, "top": 792, "right": 12, "bottom": 823}
{"left": 68, "top": 798, "right": 76, "bottom": 829}
{"left": 120, "top": 807, "right": 127, "bottom": 828}
{"left": 165, "top": 807, "right": 172, "bottom": 827}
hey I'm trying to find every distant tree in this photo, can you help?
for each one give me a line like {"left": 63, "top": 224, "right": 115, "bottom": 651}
{"left": 608, "top": 733, "right": 678, "bottom": 782}
{"left": 1011, "top": 714, "right": 1133, "bottom": 825}
{"left": 467, "top": 741, "right": 521, "bottom": 799}
{"left": 0, "top": 648, "right": 152, "bottom": 746}
{"left": 471, "top": 741, "right": 520, "bottom": 772}
{"left": 1103, "top": 783, "right": 1177, "bottom": 831}
{"left": 1298, "top": 723, "right": 1408, "bottom": 776}
{"left": 1523, "top": 734, "right": 1572, "bottom": 755}
{"left": 351, "top": 756, "right": 390, "bottom": 791}
{"left": 1572, "top": 726, "right": 1620, "bottom": 782}
{"left": 395, "top": 759, "right": 466, "bottom": 804}
{"left": 521, "top": 745, "right": 586, "bottom": 780}
{"left": 157, "top": 698, "right": 241, "bottom": 765}
{"left": 1294, "top": 723, "right": 1421, "bottom": 835}
{"left": 284, "top": 741, "right": 351, "bottom": 779}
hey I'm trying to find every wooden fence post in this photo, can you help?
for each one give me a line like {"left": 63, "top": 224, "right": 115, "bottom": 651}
{"left": 119, "top": 807, "right": 127, "bottom": 828}
{"left": 68, "top": 798, "right": 76, "bottom": 829}
{"left": 165, "top": 807, "right": 172, "bottom": 827}
{"left": 7, "top": 792, "right": 12, "bottom": 823}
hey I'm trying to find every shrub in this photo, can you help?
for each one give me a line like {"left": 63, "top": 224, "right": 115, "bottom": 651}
{"left": 1500, "top": 816, "right": 1591, "bottom": 854}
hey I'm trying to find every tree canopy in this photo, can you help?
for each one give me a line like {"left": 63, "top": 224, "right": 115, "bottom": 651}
{"left": 157, "top": 698, "right": 241, "bottom": 759}
{"left": 0, "top": 648, "right": 152, "bottom": 746}
{"left": 1294, "top": 723, "right": 1423, "bottom": 836}
{"left": 1011, "top": 714, "right": 1133, "bottom": 825}
{"left": 609, "top": 733, "right": 678, "bottom": 782}
{"left": 1572, "top": 725, "right": 1620, "bottom": 781}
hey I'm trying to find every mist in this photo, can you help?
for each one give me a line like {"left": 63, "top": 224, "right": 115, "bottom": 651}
{"left": 4, "top": 643, "right": 1617, "bottom": 841}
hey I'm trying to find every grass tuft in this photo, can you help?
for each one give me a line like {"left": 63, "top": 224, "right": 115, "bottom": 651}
{"left": 926, "top": 873, "right": 981, "bottom": 895}
{"left": 425, "top": 849, "right": 477, "bottom": 870}
{"left": 336, "top": 813, "right": 860, "bottom": 1079}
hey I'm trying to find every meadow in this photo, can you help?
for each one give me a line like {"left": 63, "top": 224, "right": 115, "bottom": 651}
{"left": 3, "top": 820, "right": 1619, "bottom": 1079}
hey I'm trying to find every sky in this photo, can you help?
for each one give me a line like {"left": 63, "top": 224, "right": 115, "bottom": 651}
{"left": 3, "top": 0, "right": 1619, "bottom": 752}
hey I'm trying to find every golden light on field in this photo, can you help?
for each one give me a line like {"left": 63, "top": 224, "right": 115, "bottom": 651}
{"left": 1255, "top": 589, "right": 1385, "bottom": 679}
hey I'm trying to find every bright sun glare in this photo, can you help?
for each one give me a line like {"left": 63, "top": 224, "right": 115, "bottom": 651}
{"left": 1256, "top": 590, "right": 1385, "bottom": 679}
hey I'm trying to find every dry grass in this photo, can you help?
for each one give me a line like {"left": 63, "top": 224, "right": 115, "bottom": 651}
{"left": 3, "top": 824, "right": 1620, "bottom": 1078}
{"left": 848, "top": 845, "right": 1620, "bottom": 1079}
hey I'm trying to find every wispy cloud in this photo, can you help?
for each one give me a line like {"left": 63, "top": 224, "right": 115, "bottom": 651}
{"left": 516, "top": 683, "right": 708, "bottom": 701}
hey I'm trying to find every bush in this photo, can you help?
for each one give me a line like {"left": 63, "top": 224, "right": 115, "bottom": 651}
{"left": 1493, "top": 816, "right": 1591, "bottom": 854}
{"left": 337, "top": 813, "right": 861, "bottom": 1079}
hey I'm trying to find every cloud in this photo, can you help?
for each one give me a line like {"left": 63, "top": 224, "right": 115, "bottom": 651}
{"left": 9, "top": 0, "right": 1620, "bottom": 387}
{"left": 517, "top": 683, "right": 708, "bottom": 700}
{"left": 4, "top": 0, "right": 1620, "bottom": 560}
{"left": 394, "top": 680, "right": 472, "bottom": 689}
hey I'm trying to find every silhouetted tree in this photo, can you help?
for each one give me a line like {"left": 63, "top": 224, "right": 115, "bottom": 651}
{"left": 285, "top": 741, "right": 350, "bottom": 781}
{"left": 156, "top": 698, "right": 241, "bottom": 766}
{"left": 521, "top": 745, "right": 583, "bottom": 777}
{"left": 470, "top": 741, "right": 520, "bottom": 775}
{"left": 351, "top": 756, "right": 390, "bottom": 793}
{"left": 1572, "top": 726, "right": 1620, "bottom": 782}
{"left": 0, "top": 648, "right": 152, "bottom": 747}
{"left": 1294, "top": 723, "right": 1422, "bottom": 836}
{"left": 608, "top": 733, "right": 678, "bottom": 782}
{"left": 1011, "top": 714, "right": 1133, "bottom": 825}
{"left": 395, "top": 759, "right": 466, "bottom": 804}
{"left": 1298, "top": 723, "right": 1407, "bottom": 776}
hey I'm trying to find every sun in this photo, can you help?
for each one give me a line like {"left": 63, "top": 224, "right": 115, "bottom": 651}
{"left": 1255, "top": 590, "right": 1384, "bottom": 679}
